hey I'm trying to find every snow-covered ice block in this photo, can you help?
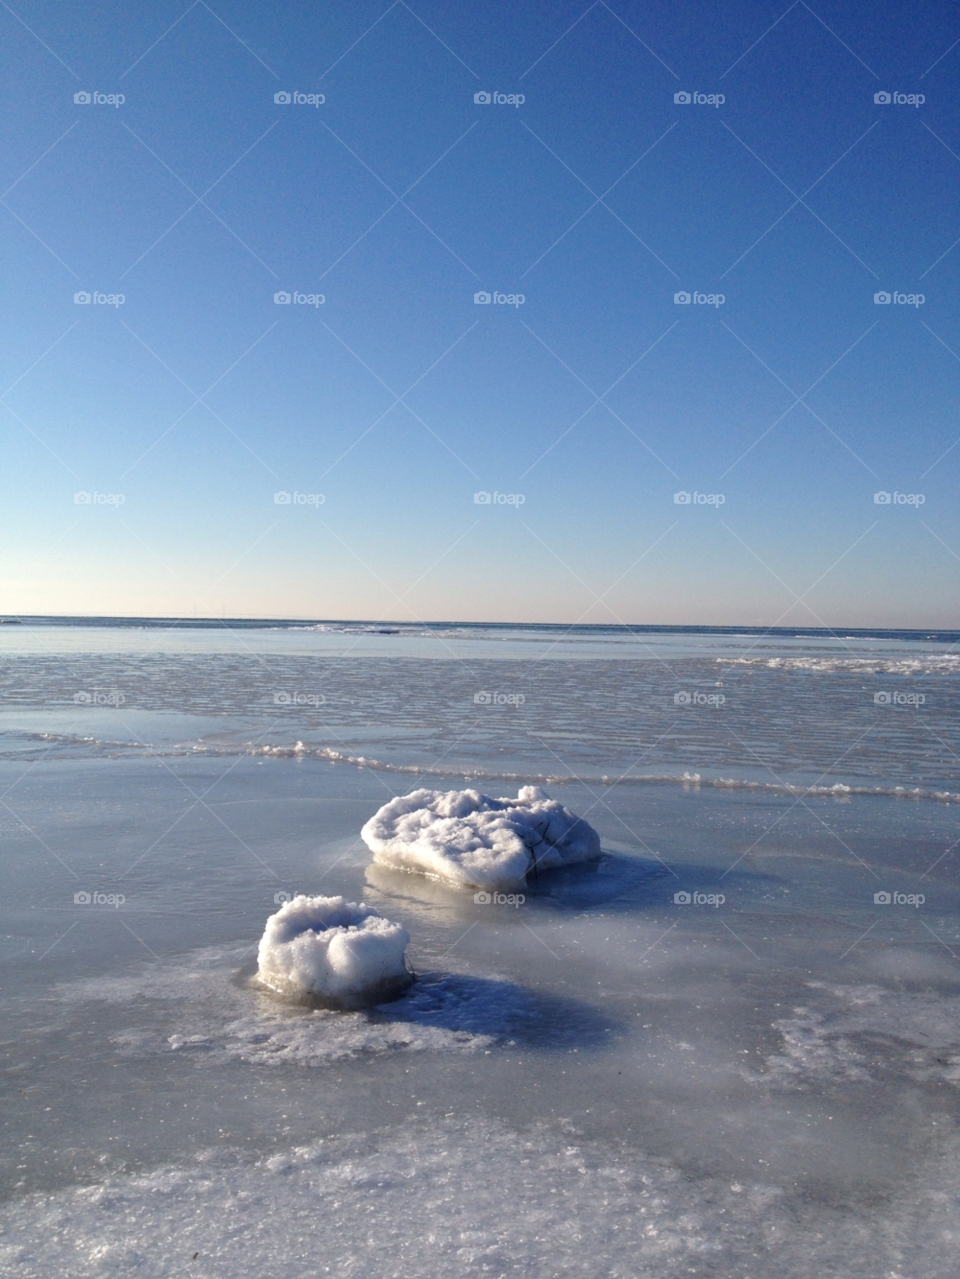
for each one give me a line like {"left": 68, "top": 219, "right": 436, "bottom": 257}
{"left": 361, "top": 785, "right": 601, "bottom": 890}
{"left": 256, "top": 895, "right": 413, "bottom": 1008}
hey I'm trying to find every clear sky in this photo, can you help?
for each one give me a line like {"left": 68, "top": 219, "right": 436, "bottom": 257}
{"left": 2, "top": 0, "right": 959, "bottom": 626}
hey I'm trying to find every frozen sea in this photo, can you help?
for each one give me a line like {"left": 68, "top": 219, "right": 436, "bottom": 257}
{"left": 1, "top": 619, "right": 959, "bottom": 1277}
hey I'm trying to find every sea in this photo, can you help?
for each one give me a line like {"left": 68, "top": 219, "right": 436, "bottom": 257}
{"left": 1, "top": 618, "right": 958, "bottom": 1277}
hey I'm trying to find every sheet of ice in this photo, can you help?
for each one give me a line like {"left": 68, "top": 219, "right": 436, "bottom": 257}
{"left": 61, "top": 946, "right": 507, "bottom": 1065}
{"left": 4, "top": 1115, "right": 960, "bottom": 1278}
{"left": 361, "top": 785, "right": 601, "bottom": 889}
{"left": 743, "top": 980, "right": 960, "bottom": 1090}
{"left": 256, "top": 896, "right": 412, "bottom": 1008}
{"left": 5, "top": 635, "right": 959, "bottom": 792}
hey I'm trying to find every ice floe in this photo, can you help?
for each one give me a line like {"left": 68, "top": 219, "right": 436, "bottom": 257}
{"left": 360, "top": 785, "right": 601, "bottom": 889}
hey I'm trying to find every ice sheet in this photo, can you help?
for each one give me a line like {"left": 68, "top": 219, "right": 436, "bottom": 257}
{"left": 4, "top": 1114, "right": 960, "bottom": 1278}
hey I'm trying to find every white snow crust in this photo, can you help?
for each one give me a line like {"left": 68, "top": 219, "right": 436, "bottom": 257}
{"left": 256, "top": 895, "right": 411, "bottom": 1006}
{"left": 360, "top": 785, "right": 601, "bottom": 889}
{"left": 6, "top": 1115, "right": 960, "bottom": 1279}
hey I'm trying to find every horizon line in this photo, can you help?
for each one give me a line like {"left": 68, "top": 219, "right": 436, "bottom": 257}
{"left": 1, "top": 615, "right": 956, "bottom": 638}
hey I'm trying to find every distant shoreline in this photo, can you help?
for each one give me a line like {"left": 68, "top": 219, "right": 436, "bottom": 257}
{"left": 1, "top": 616, "right": 957, "bottom": 643}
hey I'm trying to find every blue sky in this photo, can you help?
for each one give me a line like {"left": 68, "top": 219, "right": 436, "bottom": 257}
{"left": 2, "top": 0, "right": 959, "bottom": 625}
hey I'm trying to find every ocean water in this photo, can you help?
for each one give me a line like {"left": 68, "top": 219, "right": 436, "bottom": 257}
{"left": 1, "top": 621, "right": 959, "bottom": 1276}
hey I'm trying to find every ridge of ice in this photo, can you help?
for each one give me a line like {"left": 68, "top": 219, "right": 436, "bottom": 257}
{"left": 360, "top": 785, "right": 601, "bottom": 889}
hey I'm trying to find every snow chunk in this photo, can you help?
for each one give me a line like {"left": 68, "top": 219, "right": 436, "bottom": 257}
{"left": 256, "top": 895, "right": 412, "bottom": 1008}
{"left": 361, "top": 785, "right": 601, "bottom": 890}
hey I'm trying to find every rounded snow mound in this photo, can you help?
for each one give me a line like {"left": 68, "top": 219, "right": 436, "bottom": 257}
{"left": 256, "top": 895, "right": 413, "bottom": 1009}
{"left": 361, "top": 785, "right": 601, "bottom": 890}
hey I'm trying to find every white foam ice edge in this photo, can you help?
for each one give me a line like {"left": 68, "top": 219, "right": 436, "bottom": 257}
{"left": 255, "top": 895, "right": 412, "bottom": 1007}
{"left": 722, "top": 654, "right": 960, "bottom": 673}
{"left": 18, "top": 734, "right": 960, "bottom": 805}
{"left": 360, "top": 786, "right": 601, "bottom": 889}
